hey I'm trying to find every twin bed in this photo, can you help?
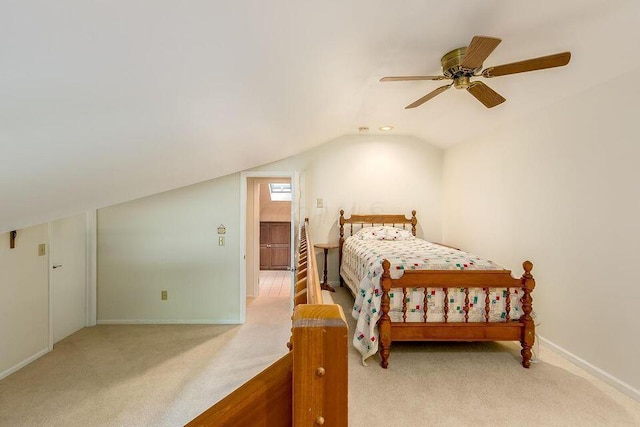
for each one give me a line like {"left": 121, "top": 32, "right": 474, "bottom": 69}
{"left": 338, "top": 210, "right": 536, "bottom": 369}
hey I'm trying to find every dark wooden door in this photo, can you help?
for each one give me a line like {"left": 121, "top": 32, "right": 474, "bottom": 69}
{"left": 260, "top": 222, "right": 291, "bottom": 270}
{"left": 260, "top": 223, "right": 270, "bottom": 270}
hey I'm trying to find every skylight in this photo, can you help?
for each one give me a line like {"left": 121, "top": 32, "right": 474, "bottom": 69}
{"left": 268, "top": 182, "right": 291, "bottom": 202}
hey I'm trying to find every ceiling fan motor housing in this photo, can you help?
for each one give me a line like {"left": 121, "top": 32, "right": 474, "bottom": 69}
{"left": 441, "top": 47, "right": 480, "bottom": 89}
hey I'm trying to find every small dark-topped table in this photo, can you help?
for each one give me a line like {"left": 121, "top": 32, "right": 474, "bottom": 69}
{"left": 314, "top": 243, "right": 338, "bottom": 293}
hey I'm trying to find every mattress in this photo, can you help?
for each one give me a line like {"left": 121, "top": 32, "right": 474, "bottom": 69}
{"left": 340, "top": 234, "right": 523, "bottom": 362}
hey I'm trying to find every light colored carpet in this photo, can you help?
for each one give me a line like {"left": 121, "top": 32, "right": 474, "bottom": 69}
{"left": 0, "top": 296, "right": 292, "bottom": 427}
{"left": 329, "top": 287, "right": 640, "bottom": 427}
{"left": 1, "top": 289, "right": 639, "bottom": 426}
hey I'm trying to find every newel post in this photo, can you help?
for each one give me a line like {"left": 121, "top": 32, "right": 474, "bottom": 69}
{"left": 520, "top": 260, "right": 536, "bottom": 368}
{"left": 292, "top": 304, "right": 348, "bottom": 426}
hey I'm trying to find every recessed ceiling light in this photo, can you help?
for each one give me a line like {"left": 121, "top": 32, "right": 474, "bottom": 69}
{"left": 379, "top": 126, "right": 394, "bottom": 131}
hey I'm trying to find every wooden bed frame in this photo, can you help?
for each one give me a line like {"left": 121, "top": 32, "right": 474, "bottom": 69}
{"left": 338, "top": 210, "right": 536, "bottom": 369}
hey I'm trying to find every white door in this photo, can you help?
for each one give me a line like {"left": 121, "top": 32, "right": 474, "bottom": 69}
{"left": 51, "top": 213, "right": 87, "bottom": 344}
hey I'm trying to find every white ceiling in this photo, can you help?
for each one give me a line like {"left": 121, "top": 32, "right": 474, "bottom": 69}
{"left": 2, "top": 0, "right": 639, "bottom": 232}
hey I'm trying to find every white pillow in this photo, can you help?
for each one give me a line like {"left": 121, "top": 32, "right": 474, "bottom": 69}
{"left": 354, "top": 226, "right": 413, "bottom": 241}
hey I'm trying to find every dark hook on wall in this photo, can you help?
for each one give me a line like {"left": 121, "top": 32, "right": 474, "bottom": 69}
{"left": 10, "top": 230, "right": 17, "bottom": 249}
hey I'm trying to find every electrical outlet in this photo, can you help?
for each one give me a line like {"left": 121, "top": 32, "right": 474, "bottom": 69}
{"left": 161, "top": 290, "right": 168, "bottom": 300}
{"left": 38, "top": 244, "right": 46, "bottom": 256}
{"left": 316, "top": 198, "right": 323, "bottom": 208}
{"left": 219, "top": 236, "right": 225, "bottom": 246}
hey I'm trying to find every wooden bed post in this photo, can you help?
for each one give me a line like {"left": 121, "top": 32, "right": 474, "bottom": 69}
{"left": 379, "top": 259, "right": 392, "bottom": 369}
{"left": 410, "top": 210, "right": 417, "bottom": 236}
{"left": 520, "top": 260, "right": 536, "bottom": 368}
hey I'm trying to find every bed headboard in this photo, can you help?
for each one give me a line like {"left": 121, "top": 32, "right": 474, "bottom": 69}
{"left": 338, "top": 210, "right": 417, "bottom": 276}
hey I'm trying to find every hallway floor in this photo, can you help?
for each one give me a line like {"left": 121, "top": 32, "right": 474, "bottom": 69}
{"left": 258, "top": 270, "right": 291, "bottom": 297}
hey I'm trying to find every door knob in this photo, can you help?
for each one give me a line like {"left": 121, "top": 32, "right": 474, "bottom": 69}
{"left": 53, "top": 264, "right": 63, "bottom": 269}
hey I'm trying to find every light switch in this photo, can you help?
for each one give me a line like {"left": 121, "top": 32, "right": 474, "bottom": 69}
{"left": 316, "top": 198, "right": 323, "bottom": 208}
{"left": 38, "top": 244, "right": 46, "bottom": 256}
{"left": 219, "top": 236, "right": 225, "bottom": 246}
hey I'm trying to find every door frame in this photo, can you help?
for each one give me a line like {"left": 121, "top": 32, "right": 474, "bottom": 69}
{"left": 85, "top": 210, "right": 97, "bottom": 328}
{"left": 47, "top": 210, "right": 97, "bottom": 350}
{"left": 240, "top": 171, "right": 296, "bottom": 323}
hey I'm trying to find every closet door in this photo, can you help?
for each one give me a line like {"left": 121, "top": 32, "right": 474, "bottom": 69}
{"left": 269, "top": 222, "right": 290, "bottom": 270}
{"left": 259, "top": 222, "right": 291, "bottom": 270}
{"left": 51, "top": 213, "right": 86, "bottom": 344}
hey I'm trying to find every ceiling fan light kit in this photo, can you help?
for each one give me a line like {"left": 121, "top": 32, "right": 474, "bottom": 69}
{"left": 381, "top": 35, "right": 571, "bottom": 109}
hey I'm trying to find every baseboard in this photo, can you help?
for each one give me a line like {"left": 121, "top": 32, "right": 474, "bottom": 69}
{"left": 539, "top": 335, "right": 640, "bottom": 402}
{"left": 0, "top": 347, "right": 50, "bottom": 381}
{"left": 97, "top": 319, "right": 241, "bottom": 325}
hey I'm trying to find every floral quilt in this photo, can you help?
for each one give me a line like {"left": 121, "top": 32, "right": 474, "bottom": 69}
{"left": 340, "top": 235, "right": 523, "bottom": 364}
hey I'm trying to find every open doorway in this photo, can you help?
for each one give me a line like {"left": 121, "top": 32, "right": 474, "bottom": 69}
{"left": 255, "top": 178, "right": 291, "bottom": 297}
{"left": 241, "top": 173, "right": 298, "bottom": 307}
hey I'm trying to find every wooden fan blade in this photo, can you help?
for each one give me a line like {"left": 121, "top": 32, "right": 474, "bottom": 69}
{"left": 467, "top": 82, "right": 505, "bottom": 108}
{"left": 482, "top": 52, "right": 571, "bottom": 78}
{"left": 460, "top": 36, "right": 502, "bottom": 69}
{"left": 405, "top": 85, "right": 451, "bottom": 109}
{"left": 380, "top": 76, "right": 447, "bottom": 82}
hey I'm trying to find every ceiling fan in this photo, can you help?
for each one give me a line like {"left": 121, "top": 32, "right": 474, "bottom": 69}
{"left": 381, "top": 36, "right": 571, "bottom": 109}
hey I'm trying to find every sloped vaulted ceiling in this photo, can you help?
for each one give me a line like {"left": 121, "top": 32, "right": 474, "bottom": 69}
{"left": 1, "top": 0, "right": 639, "bottom": 232}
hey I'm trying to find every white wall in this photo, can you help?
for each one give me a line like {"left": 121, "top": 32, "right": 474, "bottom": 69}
{"left": 443, "top": 71, "right": 640, "bottom": 394}
{"left": 0, "top": 224, "right": 49, "bottom": 379}
{"left": 97, "top": 173, "right": 241, "bottom": 323}
{"left": 255, "top": 134, "right": 444, "bottom": 283}
{"left": 97, "top": 134, "right": 442, "bottom": 320}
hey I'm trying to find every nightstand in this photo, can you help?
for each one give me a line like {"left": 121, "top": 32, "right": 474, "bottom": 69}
{"left": 314, "top": 243, "right": 338, "bottom": 292}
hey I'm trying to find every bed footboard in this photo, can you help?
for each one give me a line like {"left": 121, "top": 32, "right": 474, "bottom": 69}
{"left": 379, "top": 260, "right": 536, "bottom": 369}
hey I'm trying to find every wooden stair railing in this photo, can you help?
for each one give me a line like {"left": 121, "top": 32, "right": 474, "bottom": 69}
{"left": 186, "top": 352, "right": 294, "bottom": 427}
{"left": 294, "top": 218, "right": 322, "bottom": 306}
{"left": 186, "top": 219, "right": 348, "bottom": 427}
